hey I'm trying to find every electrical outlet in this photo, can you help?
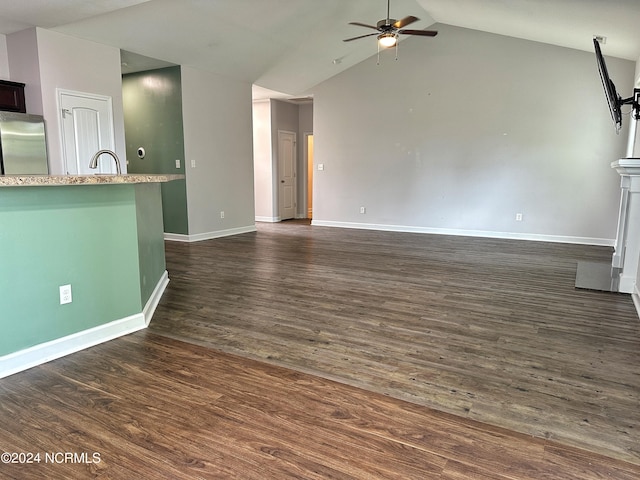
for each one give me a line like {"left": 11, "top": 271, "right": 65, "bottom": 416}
{"left": 175, "top": 159, "right": 181, "bottom": 169}
{"left": 515, "top": 213, "right": 523, "bottom": 221}
{"left": 191, "top": 159, "right": 196, "bottom": 168}
{"left": 59, "top": 284, "right": 72, "bottom": 305}
{"left": 360, "top": 206, "right": 366, "bottom": 214}
{"left": 220, "top": 211, "right": 225, "bottom": 219}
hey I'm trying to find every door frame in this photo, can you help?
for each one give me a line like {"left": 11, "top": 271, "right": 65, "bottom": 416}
{"left": 303, "top": 132, "right": 313, "bottom": 219}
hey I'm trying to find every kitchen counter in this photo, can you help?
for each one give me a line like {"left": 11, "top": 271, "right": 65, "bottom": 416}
{"left": 0, "top": 173, "right": 184, "bottom": 187}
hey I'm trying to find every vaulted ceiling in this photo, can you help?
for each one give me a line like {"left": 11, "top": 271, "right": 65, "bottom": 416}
{"left": 0, "top": 0, "right": 638, "bottom": 97}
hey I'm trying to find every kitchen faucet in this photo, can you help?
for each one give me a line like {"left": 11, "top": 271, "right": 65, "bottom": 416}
{"left": 89, "top": 149, "right": 122, "bottom": 175}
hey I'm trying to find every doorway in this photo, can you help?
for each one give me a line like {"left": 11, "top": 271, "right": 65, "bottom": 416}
{"left": 251, "top": 97, "right": 313, "bottom": 223}
{"left": 278, "top": 130, "right": 297, "bottom": 220}
{"left": 58, "top": 89, "right": 116, "bottom": 175}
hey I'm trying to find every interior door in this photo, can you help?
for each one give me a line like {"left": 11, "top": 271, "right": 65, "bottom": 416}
{"left": 59, "top": 90, "right": 116, "bottom": 175}
{"left": 306, "top": 134, "right": 314, "bottom": 219}
{"left": 278, "top": 130, "right": 296, "bottom": 220}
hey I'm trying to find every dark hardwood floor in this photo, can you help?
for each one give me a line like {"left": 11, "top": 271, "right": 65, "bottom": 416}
{"left": 149, "top": 220, "right": 640, "bottom": 465}
{"left": 1, "top": 332, "right": 639, "bottom": 479}
{"left": 2, "top": 220, "right": 640, "bottom": 478}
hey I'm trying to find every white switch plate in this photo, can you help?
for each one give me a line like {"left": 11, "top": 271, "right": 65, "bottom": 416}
{"left": 515, "top": 213, "right": 523, "bottom": 221}
{"left": 59, "top": 284, "right": 72, "bottom": 305}
{"left": 360, "top": 206, "right": 366, "bottom": 214}
{"left": 175, "top": 159, "right": 181, "bottom": 169}
{"left": 220, "top": 211, "right": 225, "bottom": 219}
{"left": 191, "top": 159, "right": 196, "bottom": 168}
{"left": 318, "top": 163, "right": 324, "bottom": 171}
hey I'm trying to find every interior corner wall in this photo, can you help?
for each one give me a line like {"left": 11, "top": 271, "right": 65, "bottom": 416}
{"left": 311, "top": 24, "right": 634, "bottom": 244}
{"left": 0, "top": 35, "right": 11, "bottom": 81}
{"left": 298, "top": 102, "right": 314, "bottom": 218}
{"left": 181, "top": 66, "right": 256, "bottom": 237}
{"left": 122, "top": 67, "right": 189, "bottom": 235}
{"left": 6, "top": 28, "right": 42, "bottom": 115}
{"left": 253, "top": 100, "right": 276, "bottom": 221}
{"left": 631, "top": 55, "right": 640, "bottom": 158}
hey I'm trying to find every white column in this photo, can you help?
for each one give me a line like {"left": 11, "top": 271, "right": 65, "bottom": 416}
{"left": 611, "top": 159, "right": 640, "bottom": 293}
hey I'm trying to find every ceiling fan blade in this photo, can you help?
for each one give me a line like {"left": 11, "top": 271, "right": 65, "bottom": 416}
{"left": 399, "top": 29, "right": 438, "bottom": 37}
{"left": 348, "top": 21, "right": 380, "bottom": 31}
{"left": 393, "top": 15, "right": 419, "bottom": 29}
{"left": 343, "top": 32, "right": 379, "bottom": 42}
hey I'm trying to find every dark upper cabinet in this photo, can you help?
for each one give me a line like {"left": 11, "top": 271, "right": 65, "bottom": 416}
{"left": 0, "top": 80, "right": 26, "bottom": 113}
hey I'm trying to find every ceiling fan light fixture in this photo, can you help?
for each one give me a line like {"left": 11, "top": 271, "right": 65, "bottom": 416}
{"left": 378, "top": 32, "right": 397, "bottom": 48}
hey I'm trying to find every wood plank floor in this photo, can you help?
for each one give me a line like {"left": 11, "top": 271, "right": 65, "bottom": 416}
{"left": 148, "top": 220, "right": 640, "bottom": 465}
{"left": 1, "top": 332, "right": 640, "bottom": 479}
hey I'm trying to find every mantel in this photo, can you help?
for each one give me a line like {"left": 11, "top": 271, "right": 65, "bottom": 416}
{"left": 609, "top": 158, "right": 640, "bottom": 294}
{"left": 0, "top": 173, "right": 184, "bottom": 187}
{"left": 611, "top": 158, "right": 640, "bottom": 176}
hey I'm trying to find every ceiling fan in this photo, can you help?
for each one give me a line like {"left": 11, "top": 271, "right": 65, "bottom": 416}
{"left": 343, "top": 0, "right": 438, "bottom": 49}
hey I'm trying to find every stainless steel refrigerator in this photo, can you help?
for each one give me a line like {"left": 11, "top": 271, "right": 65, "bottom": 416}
{"left": 0, "top": 111, "right": 48, "bottom": 175}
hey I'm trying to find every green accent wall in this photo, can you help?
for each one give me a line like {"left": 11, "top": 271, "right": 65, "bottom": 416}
{"left": 135, "top": 183, "right": 166, "bottom": 304}
{"left": 123, "top": 66, "right": 189, "bottom": 235}
{"left": 0, "top": 184, "right": 166, "bottom": 357}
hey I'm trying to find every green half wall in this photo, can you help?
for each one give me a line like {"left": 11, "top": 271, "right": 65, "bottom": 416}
{"left": 0, "top": 183, "right": 166, "bottom": 357}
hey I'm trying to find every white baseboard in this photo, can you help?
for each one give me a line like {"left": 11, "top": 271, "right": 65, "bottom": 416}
{"left": 632, "top": 285, "right": 640, "bottom": 319}
{"left": 143, "top": 270, "right": 169, "bottom": 326}
{"left": 163, "top": 232, "right": 189, "bottom": 242}
{"left": 164, "top": 224, "right": 257, "bottom": 242}
{"left": 0, "top": 313, "right": 146, "bottom": 379}
{"left": 256, "top": 216, "right": 309, "bottom": 222}
{"left": 0, "top": 272, "right": 171, "bottom": 379}
{"left": 310, "top": 220, "right": 615, "bottom": 247}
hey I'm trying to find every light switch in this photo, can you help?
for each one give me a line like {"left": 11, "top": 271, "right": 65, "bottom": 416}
{"left": 318, "top": 163, "right": 324, "bottom": 171}
{"left": 175, "top": 159, "right": 181, "bottom": 169}
{"left": 191, "top": 159, "right": 196, "bottom": 168}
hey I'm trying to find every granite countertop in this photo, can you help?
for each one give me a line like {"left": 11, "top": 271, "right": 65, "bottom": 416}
{"left": 0, "top": 174, "right": 185, "bottom": 187}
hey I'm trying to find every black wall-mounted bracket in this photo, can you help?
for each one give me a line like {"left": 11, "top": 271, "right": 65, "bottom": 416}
{"left": 620, "top": 88, "right": 640, "bottom": 120}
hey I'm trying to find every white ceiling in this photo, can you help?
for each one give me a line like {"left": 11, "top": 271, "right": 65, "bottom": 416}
{"left": 0, "top": 0, "right": 638, "bottom": 98}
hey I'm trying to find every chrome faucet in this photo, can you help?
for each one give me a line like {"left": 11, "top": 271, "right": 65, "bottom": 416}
{"left": 89, "top": 149, "right": 122, "bottom": 175}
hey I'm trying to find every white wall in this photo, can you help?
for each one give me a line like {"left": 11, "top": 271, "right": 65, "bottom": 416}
{"left": 253, "top": 100, "right": 275, "bottom": 221}
{"left": 6, "top": 28, "right": 126, "bottom": 175}
{"left": 299, "top": 102, "right": 313, "bottom": 218}
{"left": 181, "top": 66, "right": 255, "bottom": 237}
{"left": 6, "top": 29, "right": 42, "bottom": 115}
{"left": 0, "top": 35, "right": 11, "bottom": 79}
{"left": 311, "top": 24, "right": 634, "bottom": 245}
{"left": 630, "top": 55, "right": 640, "bottom": 158}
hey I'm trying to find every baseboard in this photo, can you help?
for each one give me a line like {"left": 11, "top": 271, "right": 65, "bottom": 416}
{"left": 0, "top": 313, "right": 146, "bottom": 379}
{"left": 164, "top": 224, "right": 257, "bottom": 242}
{"left": 143, "top": 270, "right": 169, "bottom": 326}
{"left": 632, "top": 285, "right": 640, "bottom": 318}
{"left": 618, "top": 275, "right": 636, "bottom": 294}
{"left": 310, "top": 220, "right": 615, "bottom": 247}
{"left": 256, "top": 216, "right": 309, "bottom": 222}
{"left": 163, "top": 232, "right": 190, "bottom": 242}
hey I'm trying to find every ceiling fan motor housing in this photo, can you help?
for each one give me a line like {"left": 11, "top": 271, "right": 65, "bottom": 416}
{"left": 377, "top": 18, "right": 396, "bottom": 30}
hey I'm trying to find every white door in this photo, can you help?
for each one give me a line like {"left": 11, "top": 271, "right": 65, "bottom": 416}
{"left": 58, "top": 90, "right": 116, "bottom": 175}
{"left": 278, "top": 130, "right": 296, "bottom": 220}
